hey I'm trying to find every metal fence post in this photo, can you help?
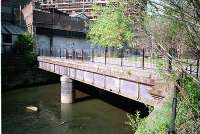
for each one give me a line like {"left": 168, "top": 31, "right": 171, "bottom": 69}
{"left": 92, "top": 48, "right": 94, "bottom": 62}
{"left": 105, "top": 47, "right": 107, "bottom": 65}
{"left": 190, "top": 64, "right": 192, "bottom": 74}
{"left": 65, "top": 49, "right": 68, "bottom": 59}
{"left": 41, "top": 48, "right": 43, "bottom": 56}
{"left": 196, "top": 59, "right": 199, "bottom": 78}
{"left": 38, "top": 48, "right": 40, "bottom": 56}
{"left": 142, "top": 48, "right": 145, "bottom": 69}
{"left": 168, "top": 50, "right": 172, "bottom": 72}
{"left": 73, "top": 49, "right": 75, "bottom": 60}
{"left": 168, "top": 88, "right": 177, "bottom": 134}
{"left": 47, "top": 48, "right": 49, "bottom": 56}
{"left": 59, "top": 48, "right": 61, "bottom": 58}
{"left": 53, "top": 48, "right": 54, "bottom": 57}
{"left": 121, "top": 48, "right": 123, "bottom": 67}
{"left": 51, "top": 48, "right": 52, "bottom": 57}
{"left": 82, "top": 49, "right": 84, "bottom": 61}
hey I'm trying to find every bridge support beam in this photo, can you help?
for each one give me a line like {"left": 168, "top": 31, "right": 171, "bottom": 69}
{"left": 60, "top": 75, "right": 74, "bottom": 103}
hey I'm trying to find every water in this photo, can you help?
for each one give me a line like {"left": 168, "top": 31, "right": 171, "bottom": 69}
{"left": 2, "top": 82, "right": 148, "bottom": 134}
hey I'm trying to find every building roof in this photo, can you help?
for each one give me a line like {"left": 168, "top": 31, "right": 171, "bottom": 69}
{"left": 1, "top": 0, "right": 31, "bottom": 8}
{"left": 33, "top": 9, "right": 87, "bottom": 33}
{"left": 1, "top": 23, "right": 26, "bottom": 35}
{"left": 72, "top": 12, "right": 90, "bottom": 21}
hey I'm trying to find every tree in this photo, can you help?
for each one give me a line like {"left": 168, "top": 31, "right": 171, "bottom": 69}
{"left": 146, "top": 0, "right": 200, "bottom": 58}
{"left": 88, "top": 2, "right": 134, "bottom": 48}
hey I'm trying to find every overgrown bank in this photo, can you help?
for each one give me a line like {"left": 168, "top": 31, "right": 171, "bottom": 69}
{"left": 127, "top": 76, "right": 200, "bottom": 134}
{"left": 176, "top": 77, "right": 200, "bottom": 133}
{"left": 126, "top": 85, "right": 173, "bottom": 134}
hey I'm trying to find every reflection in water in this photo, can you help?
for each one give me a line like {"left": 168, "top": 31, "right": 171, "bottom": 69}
{"left": 2, "top": 83, "right": 148, "bottom": 134}
{"left": 61, "top": 104, "right": 72, "bottom": 123}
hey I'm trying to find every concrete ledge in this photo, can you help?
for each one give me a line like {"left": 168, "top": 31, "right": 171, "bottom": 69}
{"left": 38, "top": 57, "right": 161, "bottom": 86}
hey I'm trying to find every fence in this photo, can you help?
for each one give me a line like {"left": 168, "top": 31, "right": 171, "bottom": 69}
{"left": 37, "top": 47, "right": 172, "bottom": 70}
{"left": 168, "top": 86, "right": 178, "bottom": 134}
{"left": 37, "top": 47, "right": 200, "bottom": 76}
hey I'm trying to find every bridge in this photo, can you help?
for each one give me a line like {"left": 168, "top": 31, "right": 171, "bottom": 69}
{"left": 37, "top": 47, "right": 198, "bottom": 106}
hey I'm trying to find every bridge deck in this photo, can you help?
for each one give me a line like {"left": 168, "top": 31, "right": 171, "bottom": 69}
{"left": 38, "top": 56, "right": 174, "bottom": 106}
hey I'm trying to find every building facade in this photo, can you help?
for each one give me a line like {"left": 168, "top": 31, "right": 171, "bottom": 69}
{"left": 1, "top": 0, "right": 28, "bottom": 54}
{"left": 22, "top": 2, "right": 91, "bottom": 52}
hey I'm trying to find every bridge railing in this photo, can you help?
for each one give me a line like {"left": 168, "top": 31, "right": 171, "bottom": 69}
{"left": 36, "top": 47, "right": 199, "bottom": 76}
{"left": 168, "top": 86, "right": 178, "bottom": 134}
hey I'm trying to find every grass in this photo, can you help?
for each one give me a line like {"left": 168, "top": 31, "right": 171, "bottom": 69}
{"left": 126, "top": 90, "right": 173, "bottom": 134}
{"left": 135, "top": 95, "right": 172, "bottom": 134}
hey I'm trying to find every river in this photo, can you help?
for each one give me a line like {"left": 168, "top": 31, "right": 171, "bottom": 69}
{"left": 2, "top": 81, "right": 149, "bottom": 134}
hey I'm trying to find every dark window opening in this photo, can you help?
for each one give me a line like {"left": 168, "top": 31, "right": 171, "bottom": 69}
{"left": 2, "top": 34, "right": 12, "bottom": 43}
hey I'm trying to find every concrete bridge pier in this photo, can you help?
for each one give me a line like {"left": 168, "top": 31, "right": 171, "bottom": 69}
{"left": 60, "top": 75, "right": 74, "bottom": 103}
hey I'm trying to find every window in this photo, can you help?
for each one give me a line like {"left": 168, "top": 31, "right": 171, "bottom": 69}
{"left": 2, "top": 34, "right": 12, "bottom": 43}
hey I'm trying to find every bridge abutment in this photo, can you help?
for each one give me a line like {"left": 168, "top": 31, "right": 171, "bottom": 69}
{"left": 60, "top": 75, "right": 74, "bottom": 103}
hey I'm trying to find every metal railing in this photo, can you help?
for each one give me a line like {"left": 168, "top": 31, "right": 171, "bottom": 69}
{"left": 168, "top": 86, "right": 178, "bottom": 134}
{"left": 36, "top": 47, "right": 200, "bottom": 75}
{"left": 37, "top": 47, "right": 172, "bottom": 70}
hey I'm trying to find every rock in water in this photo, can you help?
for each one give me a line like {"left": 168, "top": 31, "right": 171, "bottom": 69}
{"left": 26, "top": 106, "right": 38, "bottom": 112}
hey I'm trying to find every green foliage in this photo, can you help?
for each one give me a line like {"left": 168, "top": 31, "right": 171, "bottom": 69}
{"left": 127, "top": 101, "right": 172, "bottom": 134}
{"left": 136, "top": 98, "right": 172, "bottom": 134}
{"left": 176, "top": 76, "right": 200, "bottom": 133}
{"left": 179, "top": 76, "right": 200, "bottom": 113}
{"left": 24, "top": 51, "right": 37, "bottom": 65}
{"left": 88, "top": 2, "right": 134, "bottom": 48}
{"left": 126, "top": 111, "right": 145, "bottom": 133}
{"left": 15, "top": 32, "right": 37, "bottom": 66}
{"left": 168, "top": 20, "right": 184, "bottom": 36}
{"left": 182, "top": 77, "right": 200, "bottom": 111}
{"left": 15, "top": 32, "right": 34, "bottom": 52}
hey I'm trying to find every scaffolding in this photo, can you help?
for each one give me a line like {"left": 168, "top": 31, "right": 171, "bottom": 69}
{"left": 39, "top": 0, "right": 108, "bottom": 20}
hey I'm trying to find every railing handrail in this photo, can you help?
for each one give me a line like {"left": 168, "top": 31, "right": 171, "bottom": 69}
{"left": 168, "top": 86, "right": 177, "bottom": 134}
{"left": 36, "top": 47, "right": 199, "bottom": 78}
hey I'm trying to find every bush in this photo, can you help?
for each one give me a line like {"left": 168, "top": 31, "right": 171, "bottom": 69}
{"left": 176, "top": 77, "right": 200, "bottom": 133}
{"left": 136, "top": 98, "right": 172, "bottom": 134}
{"left": 126, "top": 92, "right": 172, "bottom": 134}
{"left": 15, "top": 32, "right": 37, "bottom": 66}
{"left": 15, "top": 33, "right": 34, "bottom": 53}
{"left": 126, "top": 111, "right": 145, "bottom": 133}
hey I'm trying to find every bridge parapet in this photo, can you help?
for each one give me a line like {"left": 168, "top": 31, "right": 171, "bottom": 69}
{"left": 38, "top": 56, "right": 161, "bottom": 85}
